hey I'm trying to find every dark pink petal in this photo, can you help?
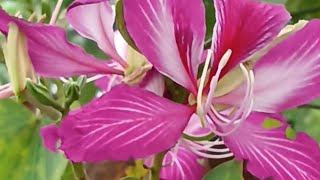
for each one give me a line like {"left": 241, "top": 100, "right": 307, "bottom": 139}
{"left": 58, "top": 84, "right": 195, "bottom": 162}
{"left": 66, "top": 0, "right": 126, "bottom": 67}
{"left": 122, "top": 0, "right": 205, "bottom": 94}
{"left": 223, "top": 113, "right": 320, "bottom": 180}
{"left": 160, "top": 146, "right": 205, "bottom": 180}
{"left": 40, "top": 125, "right": 60, "bottom": 153}
{"left": 0, "top": 9, "right": 122, "bottom": 77}
{"left": 216, "top": 20, "right": 320, "bottom": 113}
{"left": 211, "top": 0, "right": 290, "bottom": 78}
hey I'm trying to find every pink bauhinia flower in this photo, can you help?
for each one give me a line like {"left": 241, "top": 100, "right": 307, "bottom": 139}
{"left": 2, "top": 0, "right": 320, "bottom": 179}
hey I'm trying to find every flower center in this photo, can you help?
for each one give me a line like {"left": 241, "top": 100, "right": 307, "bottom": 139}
{"left": 196, "top": 49, "right": 255, "bottom": 136}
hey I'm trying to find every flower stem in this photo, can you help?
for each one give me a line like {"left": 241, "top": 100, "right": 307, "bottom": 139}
{"left": 151, "top": 151, "right": 166, "bottom": 180}
{"left": 71, "top": 163, "right": 86, "bottom": 180}
{"left": 298, "top": 104, "right": 320, "bottom": 110}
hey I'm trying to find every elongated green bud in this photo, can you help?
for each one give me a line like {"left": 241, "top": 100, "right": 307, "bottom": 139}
{"left": 65, "top": 82, "right": 80, "bottom": 101}
{"left": 2, "top": 22, "right": 36, "bottom": 96}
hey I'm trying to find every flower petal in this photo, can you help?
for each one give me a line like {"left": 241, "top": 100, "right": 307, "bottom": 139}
{"left": 94, "top": 74, "right": 122, "bottom": 91}
{"left": 211, "top": 0, "right": 290, "bottom": 78}
{"left": 0, "top": 9, "right": 122, "bottom": 77}
{"left": 139, "top": 69, "right": 165, "bottom": 96}
{"left": 57, "top": 84, "right": 195, "bottom": 162}
{"left": 160, "top": 146, "right": 205, "bottom": 180}
{"left": 66, "top": 0, "right": 126, "bottom": 67}
{"left": 223, "top": 113, "right": 320, "bottom": 180}
{"left": 122, "top": 0, "right": 205, "bottom": 94}
{"left": 184, "top": 114, "right": 211, "bottom": 137}
{"left": 216, "top": 20, "right": 320, "bottom": 112}
{"left": 40, "top": 125, "right": 60, "bottom": 153}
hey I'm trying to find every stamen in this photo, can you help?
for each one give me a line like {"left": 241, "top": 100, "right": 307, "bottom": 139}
{"left": 106, "top": 75, "right": 118, "bottom": 92}
{"left": 182, "top": 135, "right": 233, "bottom": 159}
{"left": 0, "top": 83, "right": 10, "bottom": 91}
{"left": 187, "top": 141, "right": 230, "bottom": 153}
{"left": 28, "top": 12, "right": 36, "bottom": 22}
{"left": 86, "top": 75, "right": 105, "bottom": 83}
{"left": 204, "top": 49, "right": 232, "bottom": 113}
{"left": 209, "top": 63, "right": 252, "bottom": 127}
{"left": 205, "top": 67, "right": 255, "bottom": 137}
{"left": 0, "top": 83, "right": 13, "bottom": 99}
{"left": 196, "top": 49, "right": 213, "bottom": 126}
{"left": 50, "top": 0, "right": 64, "bottom": 25}
{"left": 226, "top": 64, "right": 252, "bottom": 121}
{"left": 189, "top": 147, "right": 233, "bottom": 159}
{"left": 160, "top": 145, "right": 185, "bottom": 179}
{"left": 60, "top": 77, "right": 69, "bottom": 83}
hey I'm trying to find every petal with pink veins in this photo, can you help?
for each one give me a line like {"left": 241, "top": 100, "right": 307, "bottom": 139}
{"left": 122, "top": 0, "right": 205, "bottom": 94}
{"left": 216, "top": 20, "right": 320, "bottom": 113}
{"left": 55, "top": 84, "right": 195, "bottom": 162}
{"left": 223, "top": 113, "right": 320, "bottom": 180}
{"left": 66, "top": 0, "right": 127, "bottom": 67}
{"left": 0, "top": 9, "right": 122, "bottom": 77}
{"left": 211, "top": 0, "right": 291, "bottom": 78}
{"left": 160, "top": 146, "right": 205, "bottom": 180}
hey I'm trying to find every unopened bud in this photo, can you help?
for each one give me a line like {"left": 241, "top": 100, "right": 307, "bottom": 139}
{"left": 2, "top": 22, "right": 36, "bottom": 96}
{"left": 65, "top": 82, "right": 80, "bottom": 101}
{"left": 26, "top": 80, "right": 57, "bottom": 107}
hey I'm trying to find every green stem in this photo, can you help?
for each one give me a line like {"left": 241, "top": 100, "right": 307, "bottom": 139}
{"left": 151, "top": 151, "right": 166, "bottom": 180}
{"left": 298, "top": 104, "right": 320, "bottom": 110}
{"left": 62, "top": 97, "right": 76, "bottom": 116}
{"left": 183, "top": 133, "right": 215, "bottom": 142}
{"left": 22, "top": 90, "right": 61, "bottom": 120}
{"left": 71, "top": 163, "right": 86, "bottom": 180}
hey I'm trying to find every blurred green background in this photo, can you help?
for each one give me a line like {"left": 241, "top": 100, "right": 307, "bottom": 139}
{"left": 0, "top": 0, "right": 320, "bottom": 179}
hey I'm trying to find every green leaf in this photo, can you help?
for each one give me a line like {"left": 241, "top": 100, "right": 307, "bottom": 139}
{"left": 261, "top": 118, "right": 283, "bottom": 129}
{"left": 203, "top": 0, "right": 215, "bottom": 48}
{"left": 285, "top": 127, "right": 296, "bottom": 140}
{"left": 283, "top": 103, "right": 320, "bottom": 143}
{"left": 115, "top": 0, "right": 138, "bottom": 50}
{"left": 0, "top": 99, "right": 67, "bottom": 179}
{"left": 78, "top": 82, "right": 97, "bottom": 105}
{"left": 203, "top": 160, "right": 242, "bottom": 180}
{"left": 61, "top": 163, "right": 75, "bottom": 180}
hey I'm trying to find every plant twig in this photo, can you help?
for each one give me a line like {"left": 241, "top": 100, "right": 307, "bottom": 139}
{"left": 298, "top": 104, "right": 320, "bottom": 110}
{"left": 71, "top": 163, "right": 86, "bottom": 180}
{"left": 151, "top": 151, "right": 166, "bottom": 180}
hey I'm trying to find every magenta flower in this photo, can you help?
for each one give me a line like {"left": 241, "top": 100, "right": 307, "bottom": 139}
{"left": 42, "top": 0, "right": 320, "bottom": 179}
{"left": 2, "top": 0, "right": 320, "bottom": 179}
{"left": 0, "top": 1, "right": 125, "bottom": 78}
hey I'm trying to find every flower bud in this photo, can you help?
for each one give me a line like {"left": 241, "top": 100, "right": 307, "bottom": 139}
{"left": 2, "top": 22, "right": 36, "bottom": 96}
{"left": 26, "top": 80, "right": 57, "bottom": 108}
